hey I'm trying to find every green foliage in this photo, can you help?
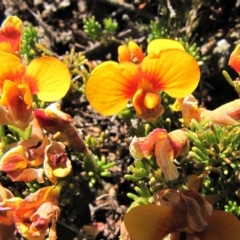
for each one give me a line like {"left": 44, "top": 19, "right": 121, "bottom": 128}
{"left": 21, "top": 23, "right": 38, "bottom": 61}
{"left": 148, "top": 19, "right": 170, "bottom": 42}
{"left": 83, "top": 16, "right": 103, "bottom": 41}
{"left": 83, "top": 15, "right": 118, "bottom": 42}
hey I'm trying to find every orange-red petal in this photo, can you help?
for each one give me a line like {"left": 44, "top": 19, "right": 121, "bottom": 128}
{"left": 86, "top": 61, "right": 140, "bottom": 115}
{"left": 141, "top": 49, "right": 200, "bottom": 98}
{"left": 229, "top": 44, "right": 240, "bottom": 73}
{"left": 25, "top": 56, "right": 71, "bottom": 101}
{"left": 124, "top": 204, "right": 175, "bottom": 240}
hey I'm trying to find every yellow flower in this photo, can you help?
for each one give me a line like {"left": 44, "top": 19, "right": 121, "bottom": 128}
{"left": 14, "top": 185, "right": 61, "bottom": 240}
{"left": 129, "top": 128, "right": 189, "bottom": 180}
{"left": 0, "top": 52, "right": 71, "bottom": 129}
{"left": 86, "top": 39, "right": 200, "bottom": 121}
{"left": 124, "top": 189, "right": 240, "bottom": 240}
{"left": 0, "top": 16, "right": 23, "bottom": 54}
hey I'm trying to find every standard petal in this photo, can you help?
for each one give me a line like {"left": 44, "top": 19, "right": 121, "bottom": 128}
{"left": 147, "top": 39, "right": 185, "bottom": 55}
{"left": 195, "top": 211, "right": 240, "bottom": 240}
{"left": 86, "top": 61, "right": 139, "bottom": 115}
{"left": 0, "top": 51, "right": 25, "bottom": 90}
{"left": 124, "top": 204, "right": 175, "bottom": 240}
{"left": 141, "top": 49, "right": 200, "bottom": 98}
{"left": 0, "top": 16, "right": 23, "bottom": 52}
{"left": 25, "top": 56, "right": 71, "bottom": 101}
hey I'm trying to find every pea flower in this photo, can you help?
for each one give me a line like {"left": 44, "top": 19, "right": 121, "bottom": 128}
{"left": 0, "top": 138, "right": 49, "bottom": 182}
{"left": 124, "top": 189, "right": 240, "bottom": 240}
{"left": 180, "top": 95, "right": 240, "bottom": 126}
{"left": 14, "top": 185, "right": 61, "bottom": 240}
{"left": 229, "top": 43, "right": 240, "bottom": 74}
{"left": 34, "top": 103, "right": 89, "bottom": 154}
{"left": 0, "top": 51, "right": 71, "bottom": 129}
{"left": 44, "top": 141, "right": 72, "bottom": 184}
{"left": 86, "top": 39, "right": 200, "bottom": 121}
{"left": 0, "top": 185, "right": 23, "bottom": 240}
{"left": 129, "top": 128, "right": 189, "bottom": 180}
{"left": 0, "top": 15, "right": 23, "bottom": 54}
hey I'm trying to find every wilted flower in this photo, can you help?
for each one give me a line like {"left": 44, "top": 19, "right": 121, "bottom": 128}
{"left": 0, "top": 15, "right": 23, "bottom": 54}
{"left": 129, "top": 128, "right": 189, "bottom": 180}
{"left": 0, "top": 52, "right": 71, "bottom": 129}
{"left": 44, "top": 141, "right": 72, "bottom": 184}
{"left": 0, "top": 138, "right": 49, "bottom": 182}
{"left": 34, "top": 103, "right": 89, "bottom": 154}
{"left": 181, "top": 95, "right": 240, "bottom": 126}
{"left": 0, "top": 185, "right": 23, "bottom": 240}
{"left": 124, "top": 189, "right": 240, "bottom": 240}
{"left": 14, "top": 185, "right": 61, "bottom": 240}
{"left": 86, "top": 39, "right": 200, "bottom": 121}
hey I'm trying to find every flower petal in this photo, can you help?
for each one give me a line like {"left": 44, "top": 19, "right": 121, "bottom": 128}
{"left": 25, "top": 56, "right": 71, "bottom": 101}
{"left": 86, "top": 61, "right": 139, "bottom": 115}
{"left": 0, "top": 51, "right": 25, "bottom": 90}
{"left": 147, "top": 39, "right": 185, "bottom": 55}
{"left": 0, "top": 16, "right": 23, "bottom": 53}
{"left": 124, "top": 204, "right": 175, "bottom": 240}
{"left": 229, "top": 44, "right": 240, "bottom": 73}
{"left": 155, "top": 136, "right": 179, "bottom": 180}
{"left": 141, "top": 49, "right": 200, "bottom": 98}
{"left": 0, "top": 145, "right": 28, "bottom": 172}
{"left": 195, "top": 211, "right": 240, "bottom": 240}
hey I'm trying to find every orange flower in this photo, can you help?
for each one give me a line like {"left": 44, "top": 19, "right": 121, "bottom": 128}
{"left": 229, "top": 44, "right": 240, "bottom": 74}
{"left": 0, "top": 16, "right": 23, "bottom": 54}
{"left": 124, "top": 189, "right": 240, "bottom": 240}
{"left": 0, "top": 184, "right": 22, "bottom": 225}
{"left": 129, "top": 128, "right": 189, "bottom": 180}
{"left": 86, "top": 39, "right": 200, "bottom": 121}
{"left": 14, "top": 185, "right": 61, "bottom": 240}
{"left": 0, "top": 52, "right": 71, "bottom": 129}
{"left": 0, "top": 138, "right": 49, "bottom": 182}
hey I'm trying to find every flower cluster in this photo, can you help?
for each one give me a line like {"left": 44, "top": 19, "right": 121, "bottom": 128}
{"left": 0, "top": 16, "right": 85, "bottom": 239}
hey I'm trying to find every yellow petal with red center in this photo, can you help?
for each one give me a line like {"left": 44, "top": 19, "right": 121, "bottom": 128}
{"left": 147, "top": 39, "right": 185, "bottom": 55}
{"left": 0, "top": 145, "right": 28, "bottom": 172}
{"left": 144, "top": 92, "right": 160, "bottom": 109}
{"left": 195, "top": 211, "right": 240, "bottom": 240}
{"left": 141, "top": 49, "right": 200, "bottom": 98}
{"left": 128, "top": 41, "right": 144, "bottom": 63}
{"left": 118, "top": 45, "right": 131, "bottom": 62}
{"left": 86, "top": 61, "right": 140, "bottom": 115}
{"left": 0, "top": 16, "right": 23, "bottom": 53}
{"left": 124, "top": 204, "right": 175, "bottom": 240}
{"left": 0, "top": 51, "right": 25, "bottom": 90}
{"left": 25, "top": 56, "right": 71, "bottom": 101}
